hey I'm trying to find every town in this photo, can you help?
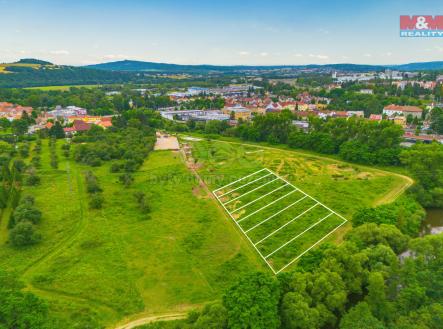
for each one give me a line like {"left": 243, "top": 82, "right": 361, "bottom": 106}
{"left": 1, "top": 68, "right": 442, "bottom": 146}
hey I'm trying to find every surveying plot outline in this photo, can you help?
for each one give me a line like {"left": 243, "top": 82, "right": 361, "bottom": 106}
{"left": 212, "top": 168, "right": 348, "bottom": 274}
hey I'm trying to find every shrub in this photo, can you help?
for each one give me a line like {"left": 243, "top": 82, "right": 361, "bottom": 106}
{"left": 85, "top": 171, "right": 102, "bottom": 193}
{"left": 9, "top": 221, "right": 41, "bottom": 247}
{"left": 89, "top": 194, "right": 104, "bottom": 209}
{"left": 119, "top": 173, "right": 134, "bottom": 187}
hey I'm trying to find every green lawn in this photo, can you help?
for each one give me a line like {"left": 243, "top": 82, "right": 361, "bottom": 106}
{"left": 0, "top": 141, "right": 262, "bottom": 327}
{"left": 0, "top": 137, "right": 412, "bottom": 327}
{"left": 188, "top": 138, "right": 410, "bottom": 258}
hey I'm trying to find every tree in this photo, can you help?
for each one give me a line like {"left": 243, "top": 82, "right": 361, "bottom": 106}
{"left": 11, "top": 119, "right": 29, "bottom": 135}
{"left": 48, "top": 121, "right": 65, "bottom": 139}
{"left": 366, "top": 272, "right": 392, "bottom": 321}
{"left": 281, "top": 292, "right": 320, "bottom": 329}
{"left": 339, "top": 302, "right": 385, "bottom": 329}
{"left": 0, "top": 270, "right": 50, "bottom": 328}
{"left": 401, "top": 143, "right": 443, "bottom": 207}
{"left": 223, "top": 272, "right": 280, "bottom": 329}
{"left": 9, "top": 221, "right": 41, "bottom": 247}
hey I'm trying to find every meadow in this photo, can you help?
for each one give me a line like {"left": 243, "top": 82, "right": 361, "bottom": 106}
{"left": 188, "top": 138, "right": 410, "bottom": 247}
{"left": 0, "top": 140, "right": 263, "bottom": 327}
{"left": 0, "top": 136, "right": 412, "bottom": 327}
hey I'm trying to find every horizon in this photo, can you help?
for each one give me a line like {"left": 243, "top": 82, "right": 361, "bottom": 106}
{"left": 7, "top": 57, "right": 443, "bottom": 68}
{"left": 1, "top": 0, "right": 443, "bottom": 66}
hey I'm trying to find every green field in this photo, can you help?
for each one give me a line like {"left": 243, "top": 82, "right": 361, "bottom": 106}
{"left": 0, "top": 141, "right": 263, "bottom": 327}
{"left": 0, "top": 136, "right": 412, "bottom": 328}
{"left": 187, "top": 138, "right": 411, "bottom": 244}
{"left": 213, "top": 169, "right": 347, "bottom": 273}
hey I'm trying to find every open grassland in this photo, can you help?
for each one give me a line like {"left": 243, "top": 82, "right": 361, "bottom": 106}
{"left": 0, "top": 62, "right": 46, "bottom": 74}
{"left": 0, "top": 141, "right": 262, "bottom": 327}
{"left": 187, "top": 138, "right": 411, "bottom": 266}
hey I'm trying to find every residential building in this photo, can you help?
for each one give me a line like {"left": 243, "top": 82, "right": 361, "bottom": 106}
{"left": 383, "top": 104, "right": 423, "bottom": 118}
{"left": 222, "top": 106, "right": 252, "bottom": 120}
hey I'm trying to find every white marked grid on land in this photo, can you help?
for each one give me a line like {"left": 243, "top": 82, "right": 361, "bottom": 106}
{"left": 212, "top": 168, "right": 348, "bottom": 274}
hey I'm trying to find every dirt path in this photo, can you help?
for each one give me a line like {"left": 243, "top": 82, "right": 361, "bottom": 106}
{"left": 113, "top": 313, "right": 187, "bottom": 329}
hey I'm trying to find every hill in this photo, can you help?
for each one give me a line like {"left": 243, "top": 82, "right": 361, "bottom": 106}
{"left": 85, "top": 60, "right": 388, "bottom": 73}
{"left": 0, "top": 59, "right": 138, "bottom": 88}
{"left": 85, "top": 59, "right": 443, "bottom": 73}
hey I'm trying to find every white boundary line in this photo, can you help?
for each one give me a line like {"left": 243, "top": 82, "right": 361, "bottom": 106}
{"left": 213, "top": 168, "right": 267, "bottom": 193}
{"left": 212, "top": 168, "right": 349, "bottom": 274}
{"left": 245, "top": 195, "right": 307, "bottom": 233}
{"left": 212, "top": 190, "right": 277, "bottom": 274}
{"left": 265, "top": 212, "right": 333, "bottom": 258}
{"left": 237, "top": 190, "right": 297, "bottom": 223}
{"left": 230, "top": 183, "right": 289, "bottom": 213}
{"left": 223, "top": 177, "right": 280, "bottom": 206}
{"left": 275, "top": 218, "right": 347, "bottom": 274}
{"left": 218, "top": 172, "right": 273, "bottom": 198}
{"left": 254, "top": 203, "right": 320, "bottom": 246}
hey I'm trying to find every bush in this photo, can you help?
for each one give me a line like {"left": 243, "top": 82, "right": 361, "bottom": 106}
{"left": 89, "top": 194, "right": 104, "bottom": 209}
{"left": 110, "top": 163, "right": 122, "bottom": 173}
{"left": 9, "top": 221, "right": 41, "bottom": 247}
{"left": 119, "top": 173, "right": 134, "bottom": 187}
{"left": 85, "top": 171, "right": 102, "bottom": 193}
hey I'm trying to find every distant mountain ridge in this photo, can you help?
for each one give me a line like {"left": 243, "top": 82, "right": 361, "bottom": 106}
{"left": 84, "top": 59, "right": 443, "bottom": 73}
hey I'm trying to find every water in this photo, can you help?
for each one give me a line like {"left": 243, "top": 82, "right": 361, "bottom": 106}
{"left": 421, "top": 208, "right": 443, "bottom": 236}
{"left": 399, "top": 208, "right": 443, "bottom": 260}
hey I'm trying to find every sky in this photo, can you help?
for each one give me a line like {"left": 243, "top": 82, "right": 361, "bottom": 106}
{"left": 1, "top": 0, "right": 443, "bottom": 66}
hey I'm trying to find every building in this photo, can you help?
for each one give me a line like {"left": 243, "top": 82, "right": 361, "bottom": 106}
{"left": 393, "top": 116, "right": 407, "bottom": 127}
{"left": 347, "top": 111, "right": 365, "bottom": 118}
{"left": 369, "top": 114, "right": 383, "bottom": 121}
{"left": 359, "top": 89, "right": 373, "bottom": 94}
{"left": 48, "top": 105, "right": 87, "bottom": 119}
{"left": 222, "top": 106, "right": 252, "bottom": 120}
{"left": 160, "top": 110, "right": 229, "bottom": 121}
{"left": 0, "top": 102, "right": 33, "bottom": 121}
{"left": 383, "top": 104, "right": 423, "bottom": 119}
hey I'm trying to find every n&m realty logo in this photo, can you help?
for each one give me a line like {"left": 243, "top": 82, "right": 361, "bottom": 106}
{"left": 400, "top": 15, "right": 443, "bottom": 37}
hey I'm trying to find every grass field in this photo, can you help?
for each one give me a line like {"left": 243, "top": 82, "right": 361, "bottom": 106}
{"left": 186, "top": 138, "right": 411, "bottom": 264}
{"left": 0, "top": 136, "right": 412, "bottom": 328}
{"left": 0, "top": 141, "right": 263, "bottom": 327}
{"left": 0, "top": 62, "right": 46, "bottom": 74}
{"left": 213, "top": 168, "right": 347, "bottom": 273}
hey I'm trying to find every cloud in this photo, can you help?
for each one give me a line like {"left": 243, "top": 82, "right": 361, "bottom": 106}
{"left": 50, "top": 50, "right": 70, "bottom": 55}
{"left": 103, "top": 54, "right": 129, "bottom": 60}
{"left": 259, "top": 52, "right": 269, "bottom": 57}
{"left": 364, "top": 53, "right": 372, "bottom": 57}
{"left": 238, "top": 51, "right": 250, "bottom": 56}
{"left": 318, "top": 28, "right": 330, "bottom": 35}
{"left": 309, "top": 54, "right": 329, "bottom": 60}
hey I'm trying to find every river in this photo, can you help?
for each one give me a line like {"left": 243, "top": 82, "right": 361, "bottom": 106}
{"left": 421, "top": 208, "right": 443, "bottom": 236}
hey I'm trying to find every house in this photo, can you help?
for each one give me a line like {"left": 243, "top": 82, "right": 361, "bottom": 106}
{"left": 347, "top": 111, "right": 365, "bottom": 118}
{"left": 63, "top": 120, "right": 92, "bottom": 135}
{"left": 222, "top": 106, "right": 252, "bottom": 120}
{"left": 265, "top": 102, "right": 283, "bottom": 113}
{"left": 369, "top": 114, "right": 383, "bottom": 121}
{"left": 359, "top": 89, "right": 373, "bottom": 94}
{"left": 0, "top": 102, "right": 33, "bottom": 121}
{"left": 393, "top": 116, "right": 407, "bottom": 127}
{"left": 382, "top": 105, "right": 422, "bottom": 119}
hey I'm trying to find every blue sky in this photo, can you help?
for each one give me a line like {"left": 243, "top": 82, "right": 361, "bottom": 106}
{"left": 1, "top": 0, "right": 443, "bottom": 65}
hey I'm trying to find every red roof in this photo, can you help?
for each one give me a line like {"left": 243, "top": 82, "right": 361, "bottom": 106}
{"left": 73, "top": 120, "right": 91, "bottom": 131}
{"left": 384, "top": 104, "right": 422, "bottom": 113}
